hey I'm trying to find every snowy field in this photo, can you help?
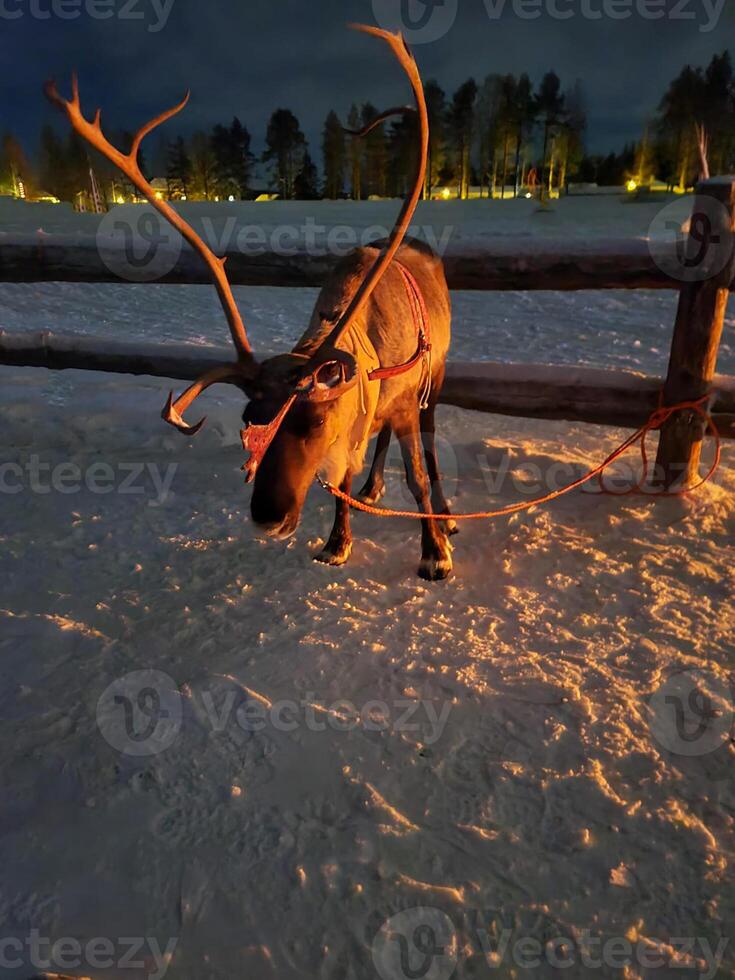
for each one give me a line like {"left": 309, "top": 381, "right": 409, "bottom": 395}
{"left": 0, "top": 199, "right": 734, "bottom": 979}
{"left": 0, "top": 192, "right": 698, "bottom": 241}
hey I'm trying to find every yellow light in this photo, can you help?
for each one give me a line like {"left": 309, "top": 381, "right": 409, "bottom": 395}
{"left": 116, "top": 196, "right": 125, "bottom": 205}
{"left": 525, "top": 192, "right": 532, "bottom": 199}
{"left": 155, "top": 191, "right": 164, "bottom": 200}
{"left": 626, "top": 179, "right": 638, "bottom": 192}
{"left": 441, "top": 188, "right": 451, "bottom": 200}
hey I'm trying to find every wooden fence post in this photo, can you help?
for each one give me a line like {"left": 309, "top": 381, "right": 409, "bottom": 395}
{"left": 655, "top": 177, "right": 735, "bottom": 489}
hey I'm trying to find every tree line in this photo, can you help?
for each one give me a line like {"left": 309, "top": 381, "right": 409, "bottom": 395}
{"left": 1, "top": 49, "right": 732, "bottom": 204}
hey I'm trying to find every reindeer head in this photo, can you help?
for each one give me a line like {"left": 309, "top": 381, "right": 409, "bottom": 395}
{"left": 45, "top": 23, "right": 428, "bottom": 539}
{"left": 242, "top": 347, "right": 370, "bottom": 538}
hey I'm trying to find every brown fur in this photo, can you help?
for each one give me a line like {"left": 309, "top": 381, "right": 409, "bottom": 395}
{"left": 244, "top": 238, "right": 454, "bottom": 580}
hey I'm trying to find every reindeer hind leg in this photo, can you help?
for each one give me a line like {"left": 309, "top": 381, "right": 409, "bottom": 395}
{"left": 420, "top": 374, "right": 458, "bottom": 536}
{"left": 395, "top": 414, "right": 453, "bottom": 581}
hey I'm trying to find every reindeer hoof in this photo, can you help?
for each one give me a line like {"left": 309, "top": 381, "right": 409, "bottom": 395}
{"left": 314, "top": 542, "right": 352, "bottom": 567}
{"left": 357, "top": 484, "right": 385, "bottom": 505}
{"left": 418, "top": 555, "right": 453, "bottom": 581}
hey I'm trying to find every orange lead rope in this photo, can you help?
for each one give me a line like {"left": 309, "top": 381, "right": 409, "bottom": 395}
{"left": 317, "top": 395, "right": 721, "bottom": 520}
{"left": 597, "top": 395, "right": 720, "bottom": 496}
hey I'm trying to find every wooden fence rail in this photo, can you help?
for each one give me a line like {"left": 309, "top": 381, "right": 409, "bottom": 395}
{"left": 2, "top": 330, "right": 733, "bottom": 439}
{"left": 1, "top": 238, "right": 732, "bottom": 291}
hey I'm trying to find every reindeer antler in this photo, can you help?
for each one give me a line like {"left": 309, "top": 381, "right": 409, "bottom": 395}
{"left": 161, "top": 365, "right": 249, "bottom": 435}
{"left": 310, "top": 24, "right": 429, "bottom": 359}
{"left": 343, "top": 105, "right": 415, "bottom": 138}
{"left": 45, "top": 75, "right": 258, "bottom": 435}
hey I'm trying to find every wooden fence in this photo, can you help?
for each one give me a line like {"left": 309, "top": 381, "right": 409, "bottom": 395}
{"left": 1, "top": 177, "right": 734, "bottom": 488}
{"left": 1, "top": 332, "right": 733, "bottom": 440}
{"left": 3, "top": 236, "right": 734, "bottom": 292}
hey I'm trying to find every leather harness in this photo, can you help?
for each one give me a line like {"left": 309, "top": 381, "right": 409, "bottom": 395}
{"left": 367, "top": 260, "right": 432, "bottom": 382}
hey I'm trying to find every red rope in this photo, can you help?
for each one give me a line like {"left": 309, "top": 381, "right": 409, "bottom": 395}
{"left": 317, "top": 395, "right": 721, "bottom": 521}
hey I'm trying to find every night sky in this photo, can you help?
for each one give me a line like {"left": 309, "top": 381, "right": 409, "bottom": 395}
{"left": 4, "top": 0, "right": 733, "bottom": 170}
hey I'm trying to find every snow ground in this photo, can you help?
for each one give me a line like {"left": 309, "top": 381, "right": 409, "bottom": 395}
{"left": 0, "top": 193, "right": 696, "bottom": 243}
{"left": 0, "top": 199, "right": 734, "bottom": 979}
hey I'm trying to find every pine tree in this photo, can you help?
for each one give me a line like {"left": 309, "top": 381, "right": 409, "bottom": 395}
{"left": 702, "top": 51, "right": 734, "bottom": 174}
{"left": 387, "top": 113, "right": 417, "bottom": 198}
{"left": 424, "top": 80, "right": 446, "bottom": 198}
{"left": 557, "top": 80, "right": 586, "bottom": 191}
{"left": 361, "top": 103, "right": 388, "bottom": 198}
{"left": 38, "top": 125, "right": 67, "bottom": 199}
{"left": 633, "top": 124, "right": 654, "bottom": 187}
{"left": 322, "top": 110, "right": 346, "bottom": 199}
{"left": 263, "top": 109, "right": 306, "bottom": 200}
{"left": 64, "top": 130, "right": 88, "bottom": 202}
{"left": 347, "top": 104, "right": 362, "bottom": 200}
{"left": 535, "top": 72, "right": 565, "bottom": 197}
{"left": 151, "top": 134, "right": 169, "bottom": 184}
{"left": 212, "top": 118, "right": 253, "bottom": 199}
{"left": 497, "top": 75, "right": 518, "bottom": 199}
{"left": 657, "top": 65, "right": 706, "bottom": 189}
{"left": 167, "top": 137, "right": 192, "bottom": 198}
{"left": 190, "top": 131, "right": 217, "bottom": 200}
{"left": 512, "top": 74, "right": 536, "bottom": 196}
{"left": 448, "top": 79, "right": 477, "bottom": 199}
{"left": 294, "top": 149, "right": 319, "bottom": 199}
{"left": 1, "top": 133, "right": 33, "bottom": 197}
{"left": 475, "top": 75, "right": 503, "bottom": 198}
{"left": 0, "top": 134, "right": 16, "bottom": 195}
{"left": 230, "top": 118, "right": 254, "bottom": 198}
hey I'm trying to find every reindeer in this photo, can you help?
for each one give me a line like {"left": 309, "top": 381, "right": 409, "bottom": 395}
{"left": 45, "top": 23, "right": 456, "bottom": 580}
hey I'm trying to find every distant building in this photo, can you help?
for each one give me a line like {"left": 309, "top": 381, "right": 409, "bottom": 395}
{"left": 150, "top": 178, "right": 169, "bottom": 199}
{"left": 29, "top": 191, "right": 60, "bottom": 204}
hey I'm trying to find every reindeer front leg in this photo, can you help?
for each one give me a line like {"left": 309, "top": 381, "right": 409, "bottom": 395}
{"left": 395, "top": 417, "right": 453, "bottom": 581}
{"left": 358, "top": 424, "right": 391, "bottom": 504}
{"left": 314, "top": 472, "right": 353, "bottom": 566}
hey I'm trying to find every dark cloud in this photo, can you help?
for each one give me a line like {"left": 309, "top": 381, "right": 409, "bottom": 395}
{"left": 3, "top": 0, "right": 732, "bottom": 168}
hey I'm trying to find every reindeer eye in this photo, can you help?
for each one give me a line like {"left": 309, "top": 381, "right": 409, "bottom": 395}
{"left": 313, "top": 361, "right": 343, "bottom": 389}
